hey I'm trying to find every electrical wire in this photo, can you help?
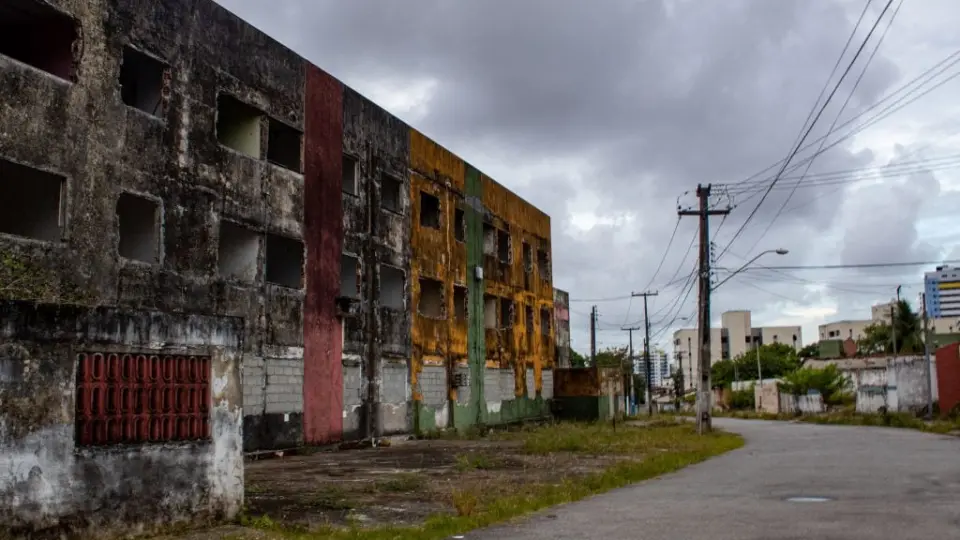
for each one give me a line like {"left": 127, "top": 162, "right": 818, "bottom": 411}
{"left": 717, "top": 0, "right": 897, "bottom": 262}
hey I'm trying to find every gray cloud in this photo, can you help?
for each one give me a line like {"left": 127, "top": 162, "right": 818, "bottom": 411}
{"left": 216, "top": 0, "right": 960, "bottom": 353}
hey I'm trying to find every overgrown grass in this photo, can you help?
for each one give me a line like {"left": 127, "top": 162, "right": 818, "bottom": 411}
{"left": 670, "top": 409, "right": 960, "bottom": 435}
{"left": 240, "top": 422, "right": 743, "bottom": 540}
{"left": 371, "top": 473, "right": 427, "bottom": 493}
{"left": 454, "top": 453, "right": 502, "bottom": 471}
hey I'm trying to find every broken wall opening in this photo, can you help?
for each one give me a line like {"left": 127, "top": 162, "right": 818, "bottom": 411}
{"left": 265, "top": 233, "right": 304, "bottom": 289}
{"left": 484, "top": 295, "right": 498, "bottom": 329}
{"left": 116, "top": 193, "right": 159, "bottom": 264}
{"left": 0, "top": 158, "right": 64, "bottom": 242}
{"left": 267, "top": 119, "right": 302, "bottom": 172}
{"left": 342, "top": 155, "right": 358, "bottom": 196}
{"left": 537, "top": 248, "right": 550, "bottom": 280}
{"left": 497, "top": 230, "right": 510, "bottom": 263}
{"left": 419, "top": 191, "right": 440, "bottom": 229}
{"left": 500, "top": 298, "right": 514, "bottom": 328}
{"left": 418, "top": 277, "right": 444, "bottom": 319}
{"left": 454, "top": 208, "right": 465, "bottom": 243}
{"left": 380, "top": 173, "right": 401, "bottom": 213}
{"left": 0, "top": 0, "right": 77, "bottom": 81}
{"left": 540, "top": 308, "right": 551, "bottom": 335}
{"left": 340, "top": 254, "right": 359, "bottom": 298}
{"left": 483, "top": 223, "right": 496, "bottom": 256}
{"left": 218, "top": 221, "right": 259, "bottom": 282}
{"left": 525, "top": 305, "right": 534, "bottom": 346}
{"left": 454, "top": 286, "right": 467, "bottom": 324}
{"left": 381, "top": 265, "right": 405, "bottom": 310}
{"left": 522, "top": 241, "right": 532, "bottom": 272}
{"left": 217, "top": 95, "right": 262, "bottom": 158}
{"left": 119, "top": 47, "right": 166, "bottom": 116}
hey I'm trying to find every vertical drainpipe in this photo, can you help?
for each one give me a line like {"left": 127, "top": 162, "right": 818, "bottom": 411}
{"left": 364, "top": 147, "right": 380, "bottom": 441}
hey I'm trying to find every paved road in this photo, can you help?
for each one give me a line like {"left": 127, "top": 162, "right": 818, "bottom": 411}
{"left": 470, "top": 419, "right": 960, "bottom": 540}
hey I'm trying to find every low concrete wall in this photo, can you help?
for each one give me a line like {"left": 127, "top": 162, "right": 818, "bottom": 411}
{"left": 0, "top": 301, "right": 244, "bottom": 536}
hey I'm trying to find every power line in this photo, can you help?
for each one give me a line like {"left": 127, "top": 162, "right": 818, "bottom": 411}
{"left": 717, "top": 0, "right": 897, "bottom": 262}
{"left": 733, "top": 259, "right": 960, "bottom": 271}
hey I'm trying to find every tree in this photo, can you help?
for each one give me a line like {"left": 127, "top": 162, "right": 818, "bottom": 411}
{"left": 798, "top": 342, "right": 819, "bottom": 359}
{"left": 569, "top": 349, "right": 588, "bottom": 368}
{"left": 593, "top": 346, "right": 630, "bottom": 371}
{"left": 857, "top": 299, "right": 923, "bottom": 355}
{"left": 779, "top": 364, "right": 851, "bottom": 405}
{"left": 711, "top": 343, "right": 801, "bottom": 389}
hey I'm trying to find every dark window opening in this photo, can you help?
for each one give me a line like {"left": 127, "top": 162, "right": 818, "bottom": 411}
{"left": 119, "top": 47, "right": 166, "bottom": 116}
{"left": 340, "top": 254, "right": 359, "bottom": 298}
{"left": 537, "top": 249, "right": 550, "bottom": 279}
{"left": 484, "top": 295, "right": 497, "bottom": 329}
{"left": 745, "top": 336, "right": 751, "bottom": 343}
{"left": 454, "top": 286, "right": 468, "bottom": 324}
{"left": 540, "top": 308, "right": 551, "bottom": 336}
{"left": 267, "top": 120, "right": 302, "bottom": 172}
{"left": 497, "top": 230, "right": 510, "bottom": 263}
{"left": 522, "top": 242, "right": 533, "bottom": 273}
{"left": 116, "top": 193, "right": 159, "bottom": 264}
{"left": 380, "top": 172, "right": 402, "bottom": 213}
{"left": 264, "top": 233, "right": 304, "bottom": 289}
{"left": 454, "top": 208, "right": 465, "bottom": 243}
{"left": 381, "top": 265, "right": 405, "bottom": 310}
{"left": 483, "top": 223, "right": 496, "bottom": 255}
{"left": 500, "top": 298, "right": 514, "bottom": 328}
{"left": 218, "top": 221, "right": 259, "bottom": 282}
{"left": 419, "top": 191, "right": 441, "bottom": 229}
{"left": 0, "top": 1, "right": 77, "bottom": 81}
{"left": 418, "top": 277, "right": 444, "bottom": 319}
{"left": 525, "top": 305, "right": 534, "bottom": 340}
{"left": 216, "top": 95, "right": 262, "bottom": 158}
{"left": 342, "top": 155, "right": 358, "bottom": 196}
{"left": 0, "top": 159, "right": 64, "bottom": 242}
{"left": 75, "top": 352, "right": 212, "bottom": 446}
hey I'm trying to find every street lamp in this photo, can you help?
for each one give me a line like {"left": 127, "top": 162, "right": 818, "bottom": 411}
{"left": 711, "top": 249, "right": 789, "bottom": 291}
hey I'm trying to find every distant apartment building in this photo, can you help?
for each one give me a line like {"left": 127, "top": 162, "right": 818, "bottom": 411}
{"left": 925, "top": 265, "right": 960, "bottom": 318}
{"left": 672, "top": 310, "right": 801, "bottom": 392}
{"left": 641, "top": 350, "right": 671, "bottom": 388}
{"left": 819, "top": 320, "right": 872, "bottom": 342}
{"left": 872, "top": 300, "right": 897, "bottom": 322}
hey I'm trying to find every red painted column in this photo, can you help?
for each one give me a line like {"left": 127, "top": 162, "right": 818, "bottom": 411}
{"left": 303, "top": 64, "right": 344, "bottom": 443}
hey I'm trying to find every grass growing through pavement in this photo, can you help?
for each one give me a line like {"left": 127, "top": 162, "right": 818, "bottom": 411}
{"left": 240, "top": 421, "right": 743, "bottom": 540}
{"left": 676, "top": 409, "right": 960, "bottom": 435}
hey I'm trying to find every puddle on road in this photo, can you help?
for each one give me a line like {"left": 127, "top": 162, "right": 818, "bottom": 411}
{"left": 785, "top": 496, "right": 832, "bottom": 503}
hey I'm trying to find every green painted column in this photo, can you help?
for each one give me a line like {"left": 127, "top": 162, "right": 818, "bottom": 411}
{"left": 461, "top": 164, "right": 486, "bottom": 429}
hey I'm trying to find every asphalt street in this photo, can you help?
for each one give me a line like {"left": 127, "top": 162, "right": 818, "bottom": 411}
{"left": 469, "top": 418, "right": 960, "bottom": 540}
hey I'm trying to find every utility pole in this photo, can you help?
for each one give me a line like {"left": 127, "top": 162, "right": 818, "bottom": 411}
{"left": 590, "top": 305, "right": 597, "bottom": 365}
{"left": 891, "top": 286, "right": 901, "bottom": 360}
{"left": 632, "top": 291, "right": 658, "bottom": 415}
{"left": 623, "top": 324, "right": 642, "bottom": 416}
{"left": 675, "top": 351, "right": 684, "bottom": 410}
{"left": 922, "top": 292, "right": 933, "bottom": 420}
{"left": 679, "top": 184, "right": 730, "bottom": 434}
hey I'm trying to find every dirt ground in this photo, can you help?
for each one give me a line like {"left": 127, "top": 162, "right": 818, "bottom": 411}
{"left": 240, "top": 436, "right": 623, "bottom": 530}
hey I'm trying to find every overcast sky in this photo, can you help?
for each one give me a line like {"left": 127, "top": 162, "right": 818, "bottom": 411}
{"left": 216, "top": 0, "right": 960, "bottom": 358}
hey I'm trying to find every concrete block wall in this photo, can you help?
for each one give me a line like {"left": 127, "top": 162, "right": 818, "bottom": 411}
{"left": 541, "top": 369, "right": 554, "bottom": 400}
{"left": 420, "top": 366, "right": 449, "bottom": 407}
{"left": 265, "top": 357, "right": 304, "bottom": 414}
{"left": 380, "top": 363, "right": 411, "bottom": 434}
{"left": 484, "top": 370, "right": 502, "bottom": 403}
{"left": 456, "top": 366, "right": 472, "bottom": 405}
{"left": 500, "top": 369, "right": 516, "bottom": 401}
{"left": 526, "top": 368, "right": 536, "bottom": 397}
{"left": 243, "top": 356, "right": 266, "bottom": 415}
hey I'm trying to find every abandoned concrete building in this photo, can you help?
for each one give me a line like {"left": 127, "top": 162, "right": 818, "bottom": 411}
{"left": 0, "top": 0, "right": 557, "bottom": 535}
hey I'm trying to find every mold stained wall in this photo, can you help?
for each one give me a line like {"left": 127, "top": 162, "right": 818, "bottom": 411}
{"left": 0, "top": 0, "right": 322, "bottom": 530}
{"left": 481, "top": 175, "right": 554, "bottom": 423}
{"left": 408, "top": 130, "right": 467, "bottom": 433}
{"left": 341, "top": 88, "right": 412, "bottom": 438}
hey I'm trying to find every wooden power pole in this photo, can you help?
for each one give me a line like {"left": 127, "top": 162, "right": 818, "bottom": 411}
{"left": 590, "top": 305, "right": 597, "bottom": 365}
{"left": 679, "top": 184, "right": 729, "bottom": 434}
{"left": 632, "top": 291, "right": 658, "bottom": 415}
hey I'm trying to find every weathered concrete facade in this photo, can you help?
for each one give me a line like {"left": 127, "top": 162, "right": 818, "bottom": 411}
{"left": 0, "top": 0, "right": 555, "bottom": 531}
{"left": 553, "top": 288, "right": 571, "bottom": 368}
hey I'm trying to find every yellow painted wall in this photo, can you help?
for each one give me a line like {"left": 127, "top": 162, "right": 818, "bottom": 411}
{"left": 409, "top": 129, "right": 468, "bottom": 402}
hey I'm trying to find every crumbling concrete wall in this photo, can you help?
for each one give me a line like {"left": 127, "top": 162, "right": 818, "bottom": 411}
{"left": 0, "top": 301, "right": 243, "bottom": 536}
{"left": 553, "top": 289, "right": 571, "bottom": 368}
{"left": 341, "top": 88, "right": 411, "bottom": 439}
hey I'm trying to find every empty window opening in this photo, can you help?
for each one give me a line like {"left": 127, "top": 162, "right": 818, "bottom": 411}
{"left": 217, "top": 95, "right": 262, "bottom": 158}
{"left": 0, "top": 159, "right": 64, "bottom": 242}
{"left": 500, "top": 298, "right": 514, "bottom": 328}
{"left": 380, "top": 172, "right": 402, "bottom": 213}
{"left": 267, "top": 119, "right": 302, "bottom": 172}
{"left": 454, "top": 286, "right": 468, "bottom": 323}
{"left": 419, "top": 191, "right": 441, "bottom": 229}
{"left": 218, "top": 221, "right": 259, "bottom": 282}
{"left": 540, "top": 308, "right": 552, "bottom": 336}
{"left": 484, "top": 295, "right": 498, "bottom": 329}
{"left": 265, "top": 234, "right": 304, "bottom": 289}
{"left": 340, "top": 254, "right": 359, "bottom": 298}
{"left": 497, "top": 230, "right": 510, "bottom": 263}
{"left": 522, "top": 241, "right": 533, "bottom": 272}
{"left": 454, "top": 208, "right": 465, "bottom": 243}
{"left": 525, "top": 305, "right": 534, "bottom": 334}
{"left": 483, "top": 223, "right": 496, "bottom": 255}
{"left": 342, "top": 155, "right": 358, "bottom": 196}
{"left": 537, "top": 249, "right": 550, "bottom": 279}
{"left": 119, "top": 47, "right": 166, "bottom": 116}
{"left": 0, "top": 1, "right": 77, "bottom": 81}
{"left": 381, "top": 265, "right": 405, "bottom": 310}
{"left": 418, "top": 277, "right": 444, "bottom": 319}
{"left": 116, "top": 193, "right": 159, "bottom": 264}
